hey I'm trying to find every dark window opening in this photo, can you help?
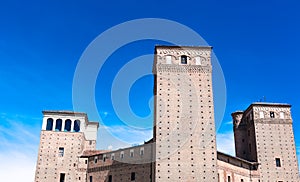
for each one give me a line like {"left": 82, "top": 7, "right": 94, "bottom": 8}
{"left": 94, "top": 157, "right": 98, "bottom": 163}
{"left": 89, "top": 176, "right": 93, "bottom": 182}
{"left": 64, "top": 119, "right": 71, "bottom": 132}
{"left": 131, "top": 172, "right": 136, "bottom": 181}
{"left": 108, "top": 175, "right": 112, "bottom": 182}
{"left": 58, "top": 147, "right": 64, "bottom": 157}
{"left": 228, "top": 176, "right": 231, "bottom": 182}
{"left": 270, "top": 111, "right": 275, "bottom": 118}
{"left": 55, "top": 119, "right": 62, "bottom": 131}
{"left": 59, "top": 173, "right": 65, "bottom": 182}
{"left": 74, "top": 120, "right": 80, "bottom": 132}
{"left": 181, "top": 55, "right": 187, "bottom": 64}
{"left": 276, "top": 158, "right": 281, "bottom": 167}
{"left": 46, "top": 118, "right": 53, "bottom": 131}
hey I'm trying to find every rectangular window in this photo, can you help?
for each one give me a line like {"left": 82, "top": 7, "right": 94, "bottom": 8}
{"left": 130, "top": 149, "right": 134, "bottom": 157}
{"left": 111, "top": 153, "right": 115, "bottom": 160}
{"left": 227, "top": 176, "right": 231, "bottom": 182}
{"left": 131, "top": 172, "right": 136, "bottom": 181}
{"left": 195, "top": 57, "right": 201, "bottom": 65}
{"left": 85, "top": 160, "right": 88, "bottom": 164}
{"left": 259, "top": 111, "right": 264, "bottom": 118}
{"left": 59, "top": 173, "right": 65, "bottom": 182}
{"left": 270, "top": 111, "right": 275, "bottom": 118}
{"left": 276, "top": 158, "right": 281, "bottom": 167}
{"left": 94, "top": 156, "right": 98, "bottom": 163}
{"left": 166, "top": 56, "right": 172, "bottom": 64}
{"left": 89, "top": 176, "right": 93, "bottom": 182}
{"left": 108, "top": 175, "right": 112, "bottom": 182}
{"left": 120, "top": 151, "right": 124, "bottom": 159}
{"left": 140, "top": 147, "right": 144, "bottom": 156}
{"left": 58, "top": 147, "right": 64, "bottom": 157}
{"left": 181, "top": 55, "right": 187, "bottom": 64}
{"left": 280, "top": 112, "right": 285, "bottom": 119}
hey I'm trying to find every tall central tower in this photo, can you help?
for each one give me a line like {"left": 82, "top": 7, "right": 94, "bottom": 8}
{"left": 153, "top": 46, "right": 218, "bottom": 181}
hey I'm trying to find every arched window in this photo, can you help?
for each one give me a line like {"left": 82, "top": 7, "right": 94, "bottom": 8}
{"left": 74, "top": 120, "right": 80, "bottom": 132}
{"left": 46, "top": 118, "right": 53, "bottom": 131}
{"left": 55, "top": 119, "right": 62, "bottom": 131}
{"left": 64, "top": 119, "right": 71, "bottom": 132}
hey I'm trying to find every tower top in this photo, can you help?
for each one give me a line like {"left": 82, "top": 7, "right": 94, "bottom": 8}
{"left": 232, "top": 102, "right": 291, "bottom": 115}
{"left": 155, "top": 45, "right": 212, "bottom": 50}
{"left": 42, "top": 110, "right": 99, "bottom": 140}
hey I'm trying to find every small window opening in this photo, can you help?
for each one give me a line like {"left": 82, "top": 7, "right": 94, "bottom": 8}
{"left": 259, "top": 111, "right": 264, "bottom": 118}
{"left": 94, "top": 156, "right": 98, "bottom": 163}
{"left": 195, "top": 57, "right": 201, "bottom": 65}
{"left": 276, "top": 158, "right": 281, "bottom": 167}
{"left": 181, "top": 55, "right": 187, "bottom": 64}
{"left": 140, "top": 148, "right": 144, "bottom": 156}
{"left": 130, "top": 150, "right": 134, "bottom": 157}
{"left": 120, "top": 152, "right": 124, "bottom": 159}
{"left": 46, "top": 118, "right": 53, "bottom": 131}
{"left": 166, "top": 55, "right": 172, "bottom": 64}
{"left": 55, "top": 119, "right": 62, "bottom": 131}
{"left": 58, "top": 147, "right": 64, "bottom": 157}
{"left": 131, "top": 172, "right": 136, "bottom": 181}
{"left": 64, "top": 119, "right": 71, "bottom": 132}
{"left": 280, "top": 112, "right": 285, "bottom": 119}
{"left": 74, "top": 120, "right": 80, "bottom": 132}
{"left": 270, "top": 111, "right": 275, "bottom": 118}
{"left": 59, "top": 173, "right": 65, "bottom": 182}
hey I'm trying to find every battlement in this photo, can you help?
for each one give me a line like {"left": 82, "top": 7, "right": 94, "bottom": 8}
{"left": 154, "top": 45, "right": 212, "bottom": 67}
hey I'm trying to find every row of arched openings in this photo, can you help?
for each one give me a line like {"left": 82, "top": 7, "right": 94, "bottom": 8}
{"left": 46, "top": 118, "right": 80, "bottom": 132}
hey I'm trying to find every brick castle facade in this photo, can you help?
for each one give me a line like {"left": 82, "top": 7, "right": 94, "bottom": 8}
{"left": 35, "top": 45, "right": 300, "bottom": 182}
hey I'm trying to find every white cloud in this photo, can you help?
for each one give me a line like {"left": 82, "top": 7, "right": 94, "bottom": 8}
{"left": 0, "top": 151, "right": 36, "bottom": 181}
{"left": 216, "top": 131, "right": 235, "bottom": 156}
{"left": 0, "top": 116, "right": 40, "bottom": 182}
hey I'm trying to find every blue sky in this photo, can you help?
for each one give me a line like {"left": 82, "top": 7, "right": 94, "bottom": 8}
{"left": 0, "top": 0, "right": 300, "bottom": 181}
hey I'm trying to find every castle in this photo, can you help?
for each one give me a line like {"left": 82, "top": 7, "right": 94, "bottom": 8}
{"left": 35, "top": 46, "right": 300, "bottom": 182}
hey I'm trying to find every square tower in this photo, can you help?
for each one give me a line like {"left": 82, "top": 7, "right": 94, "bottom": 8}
{"left": 35, "top": 111, "right": 99, "bottom": 182}
{"left": 153, "top": 46, "right": 218, "bottom": 181}
{"left": 232, "top": 103, "right": 299, "bottom": 181}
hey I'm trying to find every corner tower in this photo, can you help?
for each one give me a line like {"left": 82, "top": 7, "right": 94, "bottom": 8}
{"left": 35, "top": 111, "right": 99, "bottom": 182}
{"left": 153, "top": 46, "right": 218, "bottom": 181}
{"left": 232, "top": 103, "right": 299, "bottom": 181}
